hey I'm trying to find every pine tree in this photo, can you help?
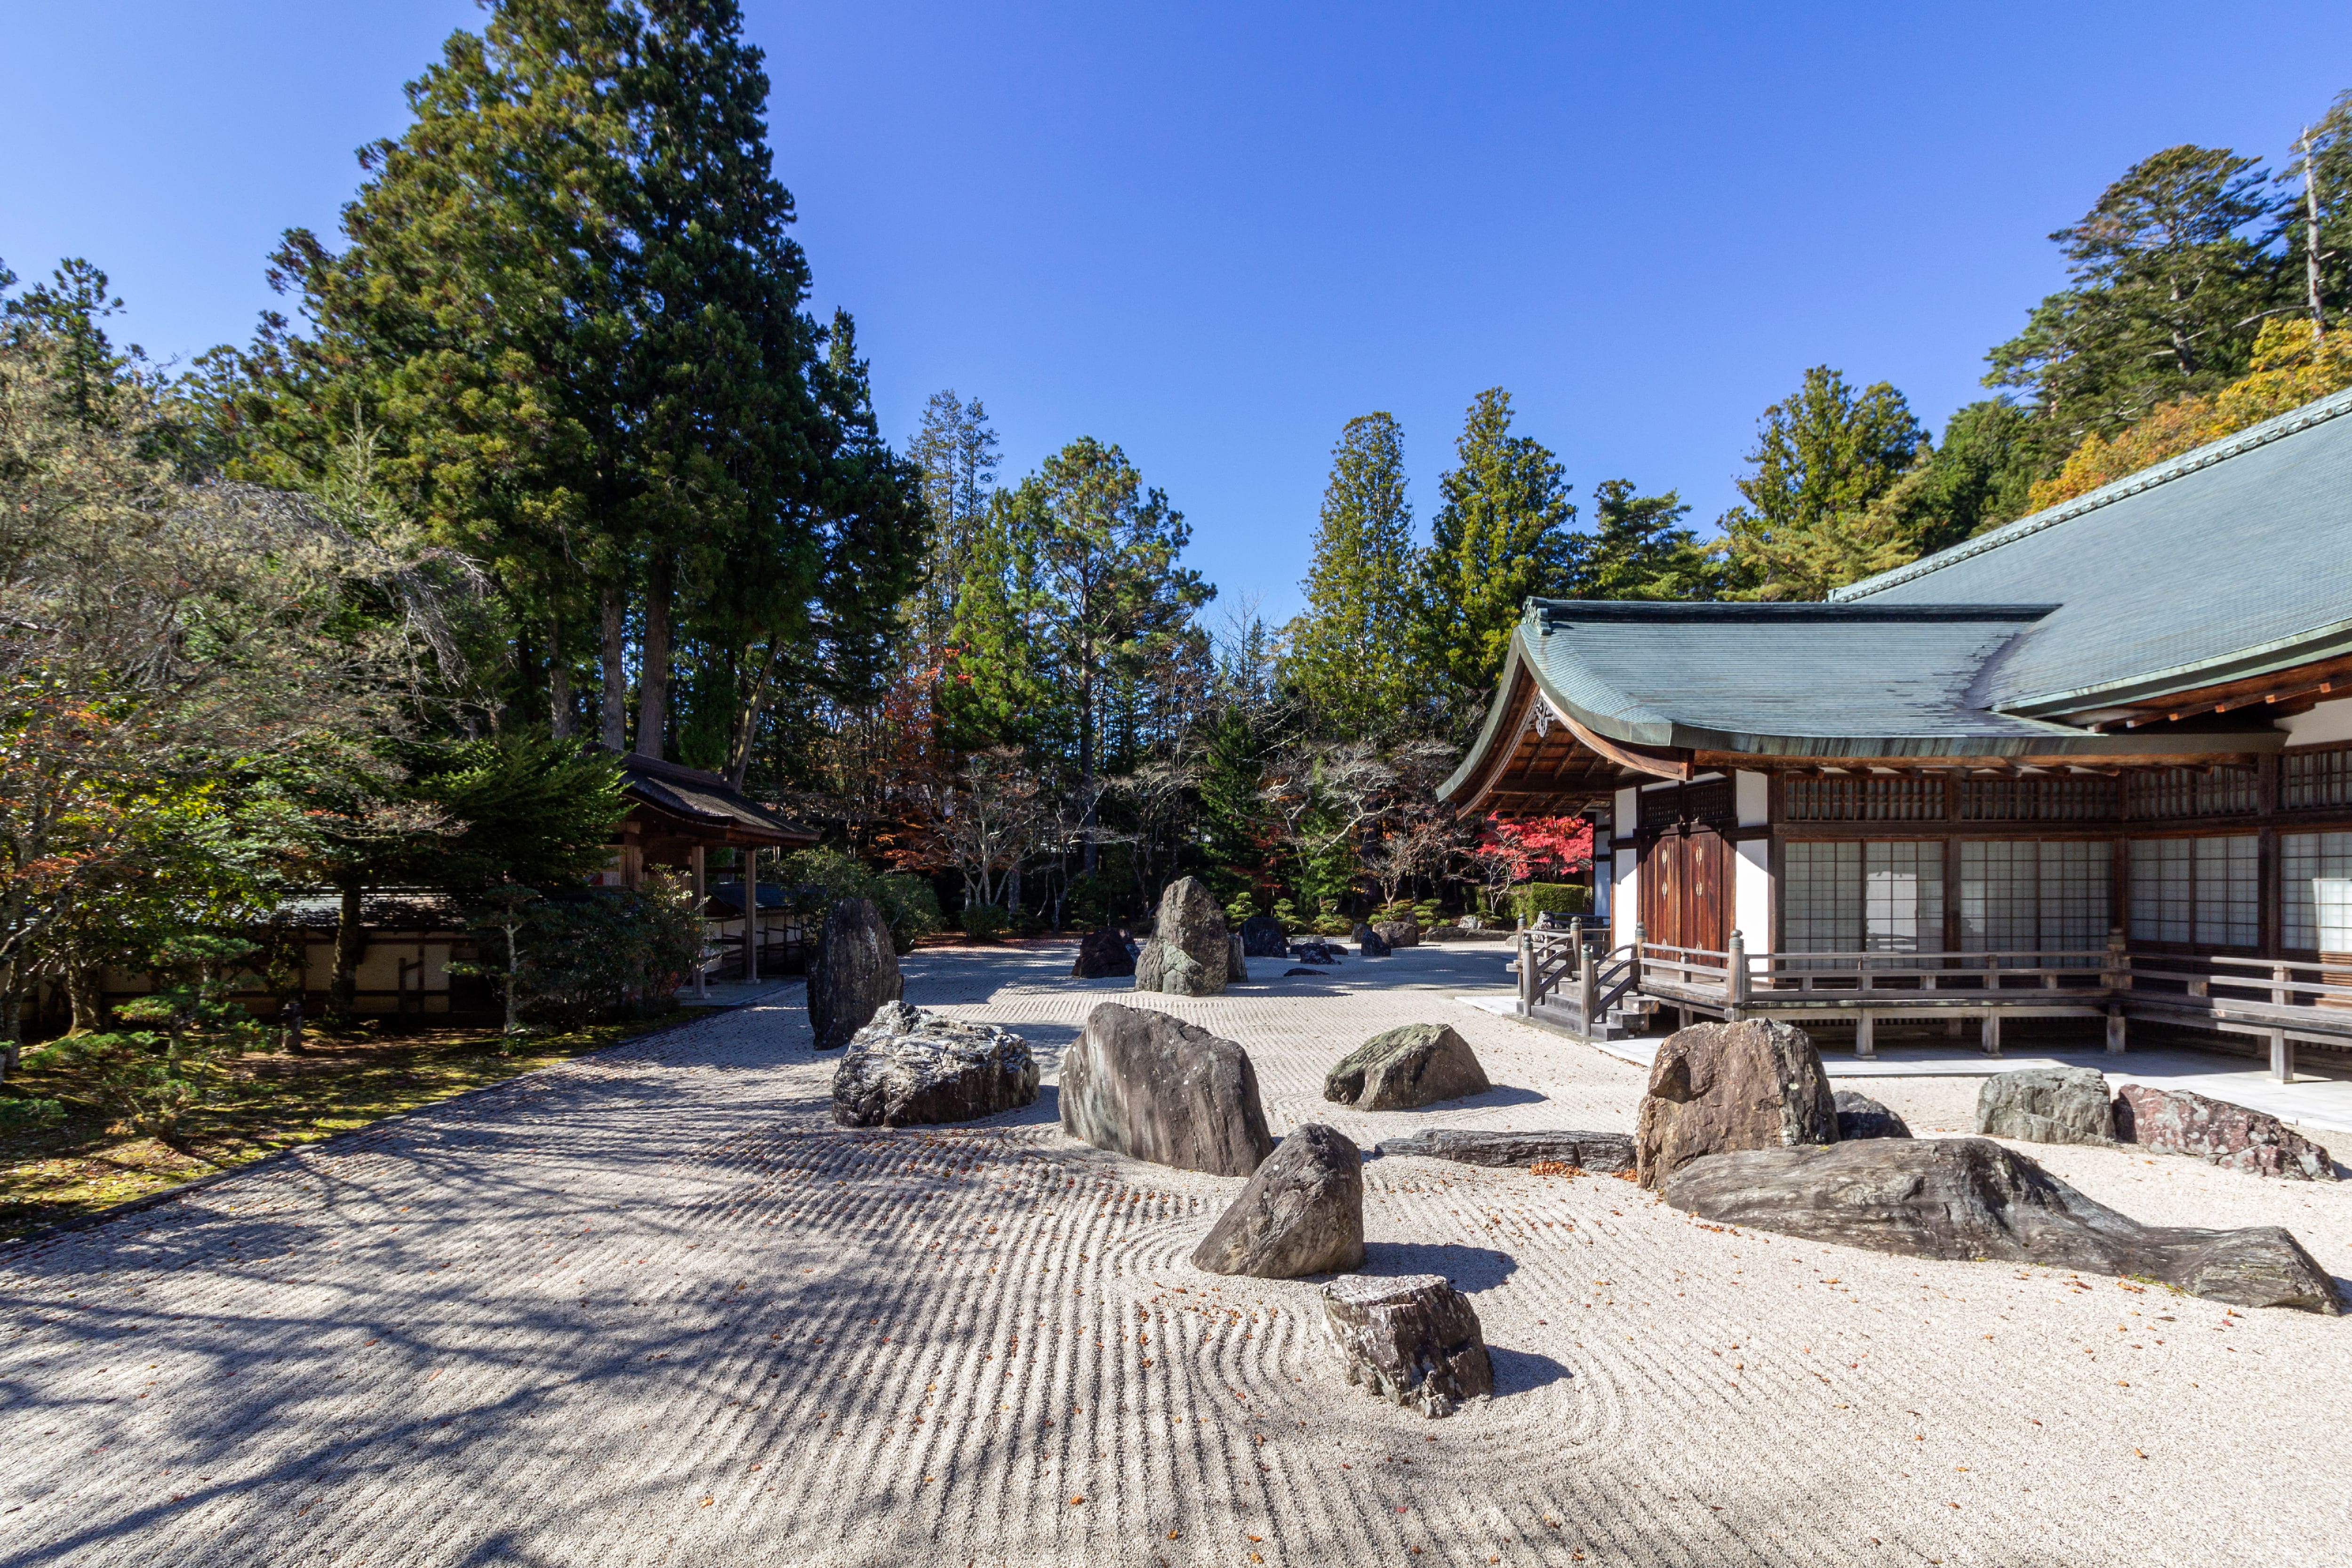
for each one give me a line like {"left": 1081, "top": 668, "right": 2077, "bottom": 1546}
{"left": 1574, "top": 480, "right": 1720, "bottom": 600}
{"left": 1285, "top": 413, "right": 1423, "bottom": 739}
{"left": 1718, "top": 367, "right": 1923, "bottom": 600}
{"left": 908, "top": 390, "right": 1001, "bottom": 647}
{"left": 1987, "top": 144, "right": 2284, "bottom": 443}
{"left": 1410, "top": 389, "right": 1579, "bottom": 706}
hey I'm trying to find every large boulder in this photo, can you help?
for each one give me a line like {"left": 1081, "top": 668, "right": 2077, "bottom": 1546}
{"left": 1664, "top": 1137, "right": 2342, "bottom": 1314}
{"left": 1976, "top": 1066, "right": 2116, "bottom": 1146}
{"left": 1320, "top": 1274, "right": 1494, "bottom": 1417}
{"left": 1070, "top": 928, "right": 1136, "bottom": 980}
{"left": 831, "top": 1002, "right": 1039, "bottom": 1127}
{"left": 1323, "top": 1023, "right": 1492, "bottom": 1111}
{"left": 1352, "top": 924, "right": 1392, "bottom": 958}
{"left": 807, "top": 897, "right": 903, "bottom": 1051}
{"left": 1132, "top": 877, "right": 1234, "bottom": 996}
{"left": 1372, "top": 919, "right": 1421, "bottom": 950}
{"left": 1373, "top": 1128, "right": 1635, "bottom": 1173}
{"left": 1239, "top": 915, "right": 1290, "bottom": 959}
{"left": 1059, "top": 1002, "right": 1275, "bottom": 1176}
{"left": 1634, "top": 1018, "right": 1836, "bottom": 1190}
{"left": 1833, "top": 1089, "right": 1913, "bottom": 1141}
{"left": 1189, "top": 1124, "right": 1365, "bottom": 1279}
{"left": 2112, "top": 1083, "right": 2336, "bottom": 1181}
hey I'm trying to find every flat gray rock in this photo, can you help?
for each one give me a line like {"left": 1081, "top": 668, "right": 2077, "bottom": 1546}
{"left": 807, "top": 896, "right": 903, "bottom": 1051}
{"left": 1833, "top": 1089, "right": 1912, "bottom": 1141}
{"left": 1190, "top": 1124, "right": 1365, "bottom": 1278}
{"left": 1324, "top": 1023, "right": 1490, "bottom": 1111}
{"left": 1373, "top": 1128, "right": 1635, "bottom": 1172}
{"left": 1635, "top": 1018, "right": 1836, "bottom": 1190}
{"left": 831, "top": 1003, "right": 1040, "bottom": 1127}
{"left": 1320, "top": 1273, "right": 1493, "bottom": 1417}
{"left": 1059, "top": 1002, "right": 1275, "bottom": 1176}
{"left": 1665, "top": 1137, "right": 2342, "bottom": 1314}
{"left": 1977, "top": 1066, "right": 2116, "bottom": 1146}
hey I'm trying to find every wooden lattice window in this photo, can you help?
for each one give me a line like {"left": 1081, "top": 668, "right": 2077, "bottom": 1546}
{"left": 1781, "top": 776, "right": 1943, "bottom": 822}
{"left": 2281, "top": 745, "right": 2352, "bottom": 810}
{"left": 1640, "top": 779, "right": 1736, "bottom": 830}
{"left": 2124, "top": 766, "right": 2259, "bottom": 819}
{"left": 1961, "top": 777, "right": 2116, "bottom": 822}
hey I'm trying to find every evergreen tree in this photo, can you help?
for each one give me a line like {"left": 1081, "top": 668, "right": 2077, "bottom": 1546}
{"left": 1574, "top": 480, "right": 1720, "bottom": 599}
{"left": 1285, "top": 413, "right": 1423, "bottom": 740}
{"left": 908, "top": 390, "right": 1000, "bottom": 647}
{"left": 1987, "top": 144, "right": 2284, "bottom": 443}
{"left": 1411, "top": 389, "right": 1579, "bottom": 707}
{"left": 2280, "top": 90, "right": 2352, "bottom": 334}
{"left": 1719, "top": 367, "right": 1923, "bottom": 600}
{"left": 1858, "top": 400, "right": 2046, "bottom": 559}
{"left": 939, "top": 487, "right": 1059, "bottom": 753}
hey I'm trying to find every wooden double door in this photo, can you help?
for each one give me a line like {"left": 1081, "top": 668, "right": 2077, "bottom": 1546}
{"left": 1640, "top": 824, "right": 1732, "bottom": 953}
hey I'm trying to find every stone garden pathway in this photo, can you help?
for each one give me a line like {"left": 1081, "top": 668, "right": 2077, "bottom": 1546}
{"left": 2, "top": 942, "right": 2348, "bottom": 1566}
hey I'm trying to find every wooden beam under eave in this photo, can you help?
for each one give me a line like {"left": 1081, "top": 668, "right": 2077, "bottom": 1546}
{"left": 1558, "top": 710, "right": 1691, "bottom": 781}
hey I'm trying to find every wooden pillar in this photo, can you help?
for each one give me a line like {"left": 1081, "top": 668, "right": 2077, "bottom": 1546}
{"left": 1516, "top": 932, "right": 1535, "bottom": 1014}
{"left": 2106, "top": 1007, "right": 2126, "bottom": 1054}
{"left": 2270, "top": 1029, "right": 2296, "bottom": 1083}
{"left": 1855, "top": 1010, "right": 1875, "bottom": 1058}
{"left": 691, "top": 844, "right": 708, "bottom": 1000}
{"left": 744, "top": 848, "right": 760, "bottom": 984}
{"left": 1983, "top": 1008, "right": 2002, "bottom": 1057}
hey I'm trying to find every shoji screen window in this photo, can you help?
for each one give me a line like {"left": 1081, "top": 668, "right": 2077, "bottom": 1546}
{"left": 2193, "top": 837, "right": 2259, "bottom": 947}
{"left": 1864, "top": 841, "right": 1944, "bottom": 956}
{"left": 1961, "top": 840, "right": 2112, "bottom": 962}
{"left": 2281, "top": 832, "right": 2352, "bottom": 954}
{"left": 1784, "top": 841, "right": 1861, "bottom": 954}
{"left": 2128, "top": 840, "right": 2191, "bottom": 942}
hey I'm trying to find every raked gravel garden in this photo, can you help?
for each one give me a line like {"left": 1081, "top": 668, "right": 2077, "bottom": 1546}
{"left": 2, "top": 940, "right": 2349, "bottom": 1568}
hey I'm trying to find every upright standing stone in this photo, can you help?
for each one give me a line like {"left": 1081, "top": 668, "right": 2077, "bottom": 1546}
{"left": 1320, "top": 1274, "right": 1494, "bottom": 1416}
{"left": 1070, "top": 928, "right": 1137, "bottom": 979}
{"left": 1059, "top": 1002, "right": 1275, "bottom": 1176}
{"left": 1239, "top": 915, "right": 1289, "bottom": 959}
{"left": 1132, "top": 877, "right": 1234, "bottom": 996}
{"left": 1190, "top": 1124, "right": 1365, "bottom": 1278}
{"left": 807, "top": 896, "right": 903, "bottom": 1051}
{"left": 1634, "top": 1018, "right": 1836, "bottom": 1190}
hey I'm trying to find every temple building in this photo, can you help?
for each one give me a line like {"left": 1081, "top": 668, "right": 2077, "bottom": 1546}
{"left": 1441, "top": 387, "right": 2352, "bottom": 1076}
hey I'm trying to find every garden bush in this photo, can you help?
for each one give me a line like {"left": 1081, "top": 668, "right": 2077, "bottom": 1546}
{"left": 778, "top": 849, "right": 942, "bottom": 954}
{"left": 1508, "top": 882, "right": 1590, "bottom": 927}
{"left": 464, "top": 873, "right": 704, "bottom": 1031}
{"left": 959, "top": 904, "right": 1011, "bottom": 942}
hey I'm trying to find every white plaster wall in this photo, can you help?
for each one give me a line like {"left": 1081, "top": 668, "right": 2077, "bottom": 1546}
{"left": 1735, "top": 769, "right": 1769, "bottom": 826}
{"left": 1614, "top": 787, "right": 1638, "bottom": 824}
{"left": 1613, "top": 850, "right": 1638, "bottom": 944}
{"left": 1735, "top": 840, "right": 1772, "bottom": 952}
{"left": 2279, "top": 696, "right": 2352, "bottom": 746}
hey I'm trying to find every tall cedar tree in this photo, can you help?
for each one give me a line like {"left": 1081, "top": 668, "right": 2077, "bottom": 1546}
{"left": 1411, "top": 389, "right": 1579, "bottom": 710}
{"left": 1026, "top": 439, "right": 1212, "bottom": 872}
{"left": 1986, "top": 145, "right": 2283, "bottom": 444}
{"left": 907, "top": 391, "right": 1001, "bottom": 649}
{"left": 1856, "top": 400, "right": 2046, "bottom": 560}
{"left": 939, "top": 488, "right": 1061, "bottom": 754}
{"left": 220, "top": 0, "right": 918, "bottom": 761}
{"left": 1719, "top": 367, "right": 1923, "bottom": 600}
{"left": 1286, "top": 413, "right": 1423, "bottom": 740}
{"left": 2280, "top": 91, "right": 2352, "bottom": 334}
{"left": 1574, "top": 480, "right": 1719, "bottom": 599}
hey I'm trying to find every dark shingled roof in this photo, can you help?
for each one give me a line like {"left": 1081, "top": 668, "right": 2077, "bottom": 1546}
{"left": 611, "top": 751, "right": 816, "bottom": 846}
{"left": 1834, "top": 386, "right": 2352, "bottom": 714}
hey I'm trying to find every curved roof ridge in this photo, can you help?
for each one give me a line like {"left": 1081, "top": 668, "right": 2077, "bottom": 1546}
{"left": 1832, "top": 384, "right": 2352, "bottom": 602}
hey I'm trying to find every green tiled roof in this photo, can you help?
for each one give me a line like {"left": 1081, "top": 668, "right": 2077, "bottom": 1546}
{"left": 1834, "top": 387, "right": 2352, "bottom": 713}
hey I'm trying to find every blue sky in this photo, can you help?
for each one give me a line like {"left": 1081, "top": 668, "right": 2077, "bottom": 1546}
{"left": 5, "top": 2, "right": 2345, "bottom": 624}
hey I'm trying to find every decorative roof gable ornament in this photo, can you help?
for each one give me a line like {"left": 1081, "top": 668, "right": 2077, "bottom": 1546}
{"left": 1527, "top": 692, "right": 1557, "bottom": 740}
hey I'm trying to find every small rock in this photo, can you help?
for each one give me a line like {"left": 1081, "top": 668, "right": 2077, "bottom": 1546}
{"left": 1353, "top": 924, "right": 1392, "bottom": 958}
{"left": 1283, "top": 967, "right": 1328, "bottom": 977}
{"left": 1290, "top": 941, "right": 1345, "bottom": 965}
{"left": 1833, "top": 1089, "right": 1912, "bottom": 1141}
{"left": 807, "top": 897, "right": 903, "bottom": 1051}
{"left": 1059, "top": 1002, "right": 1275, "bottom": 1177}
{"left": 1239, "top": 915, "right": 1290, "bottom": 959}
{"left": 2112, "top": 1083, "right": 2336, "bottom": 1180}
{"left": 1320, "top": 1274, "right": 1494, "bottom": 1416}
{"left": 1324, "top": 1024, "right": 1491, "bottom": 1111}
{"left": 1634, "top": 1018, "right": 1836, "bottom": 1190}
{"left": 1190, "top": 1124, "right": 1365, "bottom": 1278}
{"left": 1070, "top": 928, "right": 1136, "bottom": 979}
{"left": 1372, "top": 1128, "right": 1635, "bottom": 1172}
{"left": 1664, "top": 1137, "right": 2342, "bottom": 1314}
{"left": 832, "top": 1003, "right": 1040, "bottom": 1127}
{"left": 1977, "top": 1066, "right": 2116, "bottom": 1146}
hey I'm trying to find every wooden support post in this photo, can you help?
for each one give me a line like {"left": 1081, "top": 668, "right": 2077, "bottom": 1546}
{"left": 691, "top": 845, "right": 708, "bottom": 1000}
{"left": 1727, "top": 929, "right": 1749, "bottom": 1010}
{"left": 1517, "top": 932, "right": 1535, "bottom": 1014}
{"left": 744, "top": 849, "right": 760, "bottom": 984}
{"left": 1577, "top": 944, "right": 1598, "bottom": 1035}
{"left": 1983, "top": 1008, "right": 2002, "bottom": 1057}
{"left": 2105, "top": 1006, "right": 2126, "bottom": 1054}
{"left": 1855, "top": 1010, "right": 1875, "bottom": 1058}
{"left": 2270, "top": 1029, "right": 2296, "bottom": 1083}
{"left": 1946, "top": 1016, "right": 1963, "bottom": 1039}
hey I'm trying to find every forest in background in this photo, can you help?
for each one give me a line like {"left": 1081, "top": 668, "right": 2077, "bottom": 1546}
{"left": 6, "top": 0, "right": 2351, "bottom": 1076}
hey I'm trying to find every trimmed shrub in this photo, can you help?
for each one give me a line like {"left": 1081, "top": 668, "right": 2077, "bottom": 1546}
{"left": 1509, "top": 882, "right": 1590, "bottom": 927}
{"left": 960, "top": 904, "right": 1011, "bottom": 942}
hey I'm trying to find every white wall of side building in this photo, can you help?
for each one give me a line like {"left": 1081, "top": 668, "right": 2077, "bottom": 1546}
{"left": 1733, "top": 768, "right": 1773, "bottom": 949}
{"left": 2279, "top": 695, "right": 2352, "bottom": 746}
{"left": 1611, "top": 786, "right": 1639, "bottom": 942}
